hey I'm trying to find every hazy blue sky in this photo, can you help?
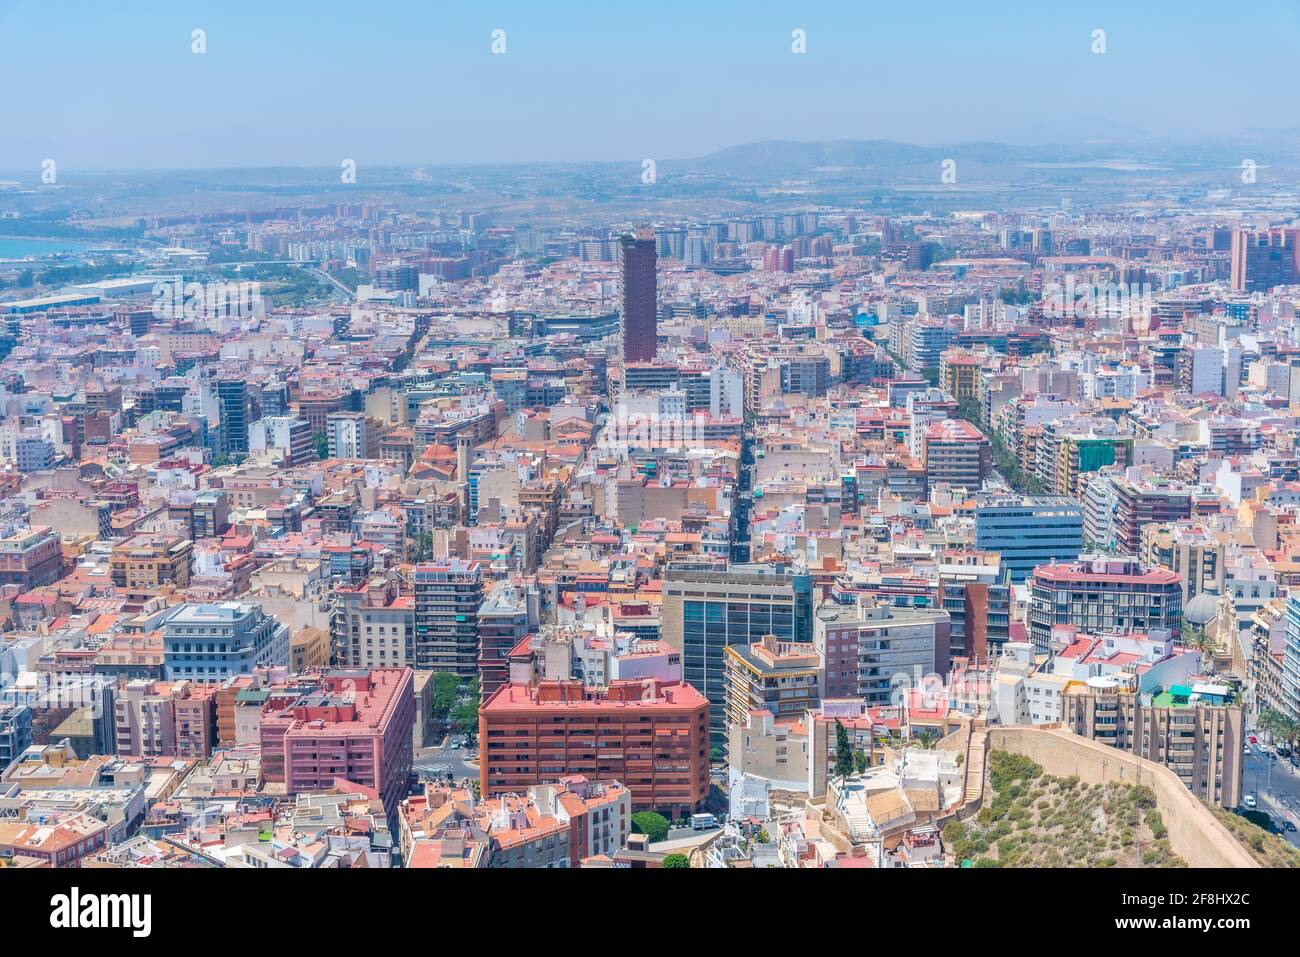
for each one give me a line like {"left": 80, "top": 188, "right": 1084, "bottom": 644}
{"left": 4, "top": 0, "right": 1298, "bottom": 170}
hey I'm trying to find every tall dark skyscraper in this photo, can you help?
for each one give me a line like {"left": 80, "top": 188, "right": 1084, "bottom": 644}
{"left": 217, "top": 377, "right": 251, "bottom": 454}
{"left": 618, "top": 227, "right": 657, "bottom": 363}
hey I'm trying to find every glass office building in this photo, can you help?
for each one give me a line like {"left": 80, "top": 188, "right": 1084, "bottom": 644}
{"left": 662, "top": 564, "right": 813, "bottom": 743}
{"left": 974, "top": 494, "right": 1084, "bottom": 583}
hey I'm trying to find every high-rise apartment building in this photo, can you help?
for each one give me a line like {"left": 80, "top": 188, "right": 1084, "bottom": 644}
{"left": 479, "top": 678, "right": 709, "bottom": 817}
{"left": 413, "top": 560, "right": 485, "bottom": 676}
{"left": 723, "top": 633, "right": 822, "bottom": 729}
{"left": 326, "top": 411, "right": 378, "bottom": 460}
{"left": 1028, "top": 558, "right": 1183, "bottom": 653}
{"left": 813, "top": 600, "right": 949, "bottom": 703}
{"left": 477, "top": 581, "right": 540, "bottom": 700}
{"left": 260, "top": 667, "right": 415, "bottom": 817}
{"left": 939, "top": 565, "right": 1012, "bottom": 662}
{"left": 1062, "top": 682, "right": 1242, "bottom": 809}
{"left": 249, "top": 416, "right": 317, "bottom": 467}
{"left": 333, "top": 577, "right": 416, "bottom": 669}
{"left": 1283, "top": 594, "right": 1300, "bottom": 722}
{"left": 113, "top": 679, "right": 216, "bottom": 758}
{"left": 217, "top": 377, "right": 251, "bottom": 455}
{"left": 922, "top": 419, "right": 991, "bottom": 492}
{"left": 0, "top": 705, "right": 33, "bottom": 772}
{"left": 1230, "top": 227, "right": 1300, "bottom": 292}
{"left": 0, "top": 525, "right": 65, "bottom": 589}
{"left": 618, "top": 228, "right": 657, "bottom": 363}
{"left": 375, "top": 262, "right": 419, "bottom": 292}
{"left": 1113, "top": 479, "right": 1193, "bottom": 556}
{"left": 661, "top": 564, "right": 814, "bottom": 741}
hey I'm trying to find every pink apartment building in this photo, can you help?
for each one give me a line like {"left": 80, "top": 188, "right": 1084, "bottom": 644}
{"left": 260, "top": 667, "right": 415, "bottom": 816}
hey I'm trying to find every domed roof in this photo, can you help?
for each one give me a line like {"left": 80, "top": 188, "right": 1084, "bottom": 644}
{"left": 1184, "top": 590, "right": 1220, "bottom": 626}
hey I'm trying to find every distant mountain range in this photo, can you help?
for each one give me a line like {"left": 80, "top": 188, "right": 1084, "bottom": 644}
{"left": 674, "top": 137, "right": 1300, "bottom": 179}
{"left": 9, "top": 132, "right": 1300, "bottom": 225}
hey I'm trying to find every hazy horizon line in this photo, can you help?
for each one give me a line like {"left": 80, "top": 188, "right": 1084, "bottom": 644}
{"left": 4, "top": 131, "right": 1299, "bottom": 179}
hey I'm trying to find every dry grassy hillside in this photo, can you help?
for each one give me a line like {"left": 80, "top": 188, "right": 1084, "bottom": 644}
{"left": 942, "top": 750, "right": 1185, "bottom": 868}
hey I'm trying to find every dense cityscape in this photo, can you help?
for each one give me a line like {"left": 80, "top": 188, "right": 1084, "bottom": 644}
{"left": 1, "top": 17, "right": 1299, "bottom": 938}
{"left": 3, "top": 156, "right": 1300, "bottom": 876}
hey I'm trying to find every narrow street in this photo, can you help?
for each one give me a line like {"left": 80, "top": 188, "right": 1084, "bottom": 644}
{"left": 1243, "top": 746, "right": 1300, "bottom": 848}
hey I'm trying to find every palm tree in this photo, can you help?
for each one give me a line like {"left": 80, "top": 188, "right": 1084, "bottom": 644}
{"left": 1182, "top": 623, "right": 1216, "bottom": 674}
{"left": 1279, "top": 716, "right": 1300, "bottom": 754}
{"left": 1257, "top": 709, "right": 1300, "bottom": 757}
{"left": 1258, "top": 708, "right": 1288, "bottom": 746}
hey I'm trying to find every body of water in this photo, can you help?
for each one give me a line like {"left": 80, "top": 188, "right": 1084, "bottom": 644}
{"left": 0, "top": 236, "right": 96, "bottom": 259}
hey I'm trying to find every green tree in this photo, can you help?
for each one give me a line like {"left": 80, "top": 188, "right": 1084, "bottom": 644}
{"left": 330, "top": 266, "right": 369, "bottom": 291}
{"left": 1183, "top": 623, "right": 1216, "bottom": 673}
{"left": 1260, "top": 708, "right": 1300, "bottom": 751}
{"left": 661, "top": 853, "right": 690, "bottom": 868}
{"left": 432, "top": 672, "right": 459, "bottom": 716}
{"left": 853, "top": 751, "right": 869, "bottom": 774}
{"left": 314, "top": 430, "right": 329, "bottom": 460}
{"left": 1279, "top": 716, "right": 1298, "bottom": 752}
{"left": 955, "top": 396, "right": 985, "bottom": 429}
{"left": 834, "top": 720, "right": 854, "bottom": 778}
{"left": 451, "top": 696, "right": 478, "bottom": 743}
{"left": 412, "top": 530, "right": 435, "bottom": 561}
{"left": 631, "top": 811, "right": 670, "bottom": 843}
{"left": 38, "top": 257, "right": 141, "bottom": 288}
{"left": 1258, "top": 708, "right": 1285, "bottom": 742}
{"left": 709, "top": 747, "right": 724, "bottom": 764}
{"left": 953, "top": 402, "right": 1050, "bottom": 497}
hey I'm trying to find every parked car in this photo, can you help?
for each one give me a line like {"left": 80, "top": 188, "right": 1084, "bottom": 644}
{"left": 1243, "top": 794, "right": 1257, "bottom": 809}
{"left": 1284, "top": 821, "right": 1297, "bottom": 833}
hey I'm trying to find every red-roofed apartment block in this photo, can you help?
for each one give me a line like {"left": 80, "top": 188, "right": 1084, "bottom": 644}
{"left": 479, "top": 678, "right": 709, "bottom": 818}
{"left": 260, "top": 667, "right": 414, "bottom": 817}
